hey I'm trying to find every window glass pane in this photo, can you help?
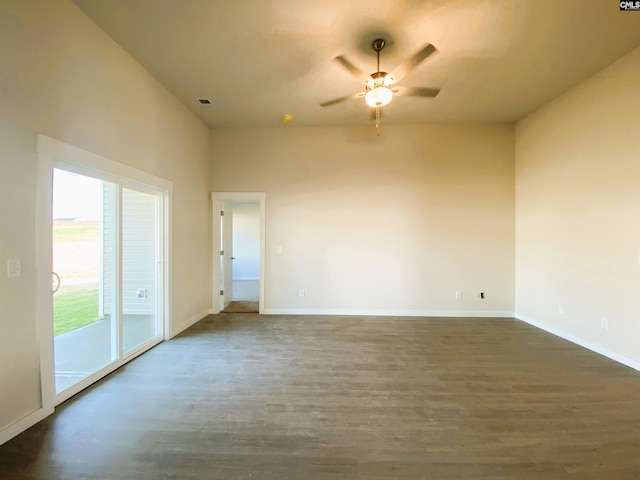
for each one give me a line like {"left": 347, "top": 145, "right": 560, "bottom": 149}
{"left": 122, "top": 187, "right": 160, "bottom": 354}
{"left": 53, "top": 169, "right": 117, "bottom": 394}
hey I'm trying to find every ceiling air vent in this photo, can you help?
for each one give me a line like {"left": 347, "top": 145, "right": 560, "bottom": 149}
{"left": 198, "top": 99, "right": 212, "bottom": 107}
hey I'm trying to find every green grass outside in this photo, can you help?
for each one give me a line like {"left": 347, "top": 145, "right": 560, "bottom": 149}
{"left": 53, "top": 221, "right": 99, "bottom": 243}
{"left": 53, "top": 221, "right": 102, "bottom": 336}
{"left": 53, "top": 283, "right": 102, "bottom": 336}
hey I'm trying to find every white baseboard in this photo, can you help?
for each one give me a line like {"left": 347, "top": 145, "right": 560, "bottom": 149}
{"left": 170, "top": 308, "right": 212, "bottom": 338}
{"left": 516, "top": 313, "right": 640, "bottom": 372}
{"left": 0, "top": 406, "right": 54, "bottom": 447}
{"left": 232, "top": 277, "right": 259, "bottom": 281}
{"left": 262, "top": 308, "right": 514, "bottom": 318}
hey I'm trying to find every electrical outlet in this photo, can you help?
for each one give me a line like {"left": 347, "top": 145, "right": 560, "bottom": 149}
{"left": 601, "top": 317, "right": 609, "bottom": 330}
{"left": 477, "top": 292, "right": 485, "bottom": 299}
{"left": 299, "top": 289, "right": 305, "bottom": 297}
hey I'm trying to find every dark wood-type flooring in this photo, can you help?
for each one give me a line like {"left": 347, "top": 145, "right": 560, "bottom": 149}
{"left": 223, "top": 300, "right": 259, "bottom": 313}
{"left": 2, "top": 314, "right": 640, "bottom": 479}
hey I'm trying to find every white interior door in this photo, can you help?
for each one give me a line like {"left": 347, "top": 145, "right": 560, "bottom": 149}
{"left": 220, "top": 208, "right": 234, "bottom": 310}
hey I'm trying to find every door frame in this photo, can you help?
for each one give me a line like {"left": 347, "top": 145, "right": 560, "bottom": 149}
{"left": 211, "top": 192, "right": 265, "bottom": 314}
{"left": 220, "top": 205, "right": 234, "bottom": 311}
{"left": 36, "top": 135, "right": 172, "bottom": 409}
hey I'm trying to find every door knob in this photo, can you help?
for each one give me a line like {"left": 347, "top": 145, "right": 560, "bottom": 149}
{"left": 52, "top": 271, "right": 61, "bottom": 293}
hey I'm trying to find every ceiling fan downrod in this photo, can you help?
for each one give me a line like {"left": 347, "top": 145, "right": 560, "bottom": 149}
{"left": 372, "top": 39, "right": 386, "bottom": 136}
{"left": 372, "top": 38, "right": 385, "bottom": 74}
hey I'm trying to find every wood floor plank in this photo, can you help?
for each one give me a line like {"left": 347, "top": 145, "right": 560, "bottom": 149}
{"left": 1, "top": 314, "right": 640, "bottom": 479}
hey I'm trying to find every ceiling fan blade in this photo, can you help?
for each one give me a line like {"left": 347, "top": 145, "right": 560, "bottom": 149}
{"left": 320, "top": 91, "right": 364, "bottom": 108}
{"left": 393, "top": 86, "right": 440, "bottom": 98}
{"left": 389, "top": 43, "right": 436, "bottom": 82}
{"left": 333, "top": 55, "right": 367, "bottom": 82}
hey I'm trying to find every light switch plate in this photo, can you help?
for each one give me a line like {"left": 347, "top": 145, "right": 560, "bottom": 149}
{"left": 7, "top": 258, "right": 21, "bottom": 278}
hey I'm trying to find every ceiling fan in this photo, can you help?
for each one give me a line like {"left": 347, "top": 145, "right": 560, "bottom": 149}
{"left": 321, "top": 38, "right": 440, "bottom": 135}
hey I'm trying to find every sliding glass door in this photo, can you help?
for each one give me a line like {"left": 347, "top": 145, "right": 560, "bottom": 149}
{"left": 52, "top": 167, "right": 164, "bottom": 399}
{"left": 52, "top": 170, "right": 117, "bottom": 394}
{"left": 121, "top": 187, "right": 160, "bottom": 353}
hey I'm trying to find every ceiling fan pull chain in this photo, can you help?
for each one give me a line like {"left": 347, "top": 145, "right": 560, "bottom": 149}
{"left": 376, "top": 107, "right": 381, "bottom": 136}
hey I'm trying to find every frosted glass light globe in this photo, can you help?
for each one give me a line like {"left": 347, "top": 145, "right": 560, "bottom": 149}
{"left": 365, "top": 86, "right": 393, "bottom": 107}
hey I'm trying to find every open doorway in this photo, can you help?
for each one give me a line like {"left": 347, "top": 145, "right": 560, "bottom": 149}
{"left": 211, "top": 193, "right": 265, "bottom": 314}
{"left": 226, "top": 201, "right": 260, "bottom": 312}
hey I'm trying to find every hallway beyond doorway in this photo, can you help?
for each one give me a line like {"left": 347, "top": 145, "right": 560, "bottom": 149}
{"left": 211, "top": 192, "right": 265, "bottom": 315}
{"left": 223, "top": 280, "right": 258, "bottom": 313}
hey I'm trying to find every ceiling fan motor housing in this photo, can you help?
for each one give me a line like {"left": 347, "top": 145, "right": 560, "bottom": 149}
{"left": 366, "top": 71, "right": 390, "bottom": 91}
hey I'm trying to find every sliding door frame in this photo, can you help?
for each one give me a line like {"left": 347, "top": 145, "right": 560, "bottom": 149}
{"left": 37, "top": 135, "right": 172, "bottom": 409}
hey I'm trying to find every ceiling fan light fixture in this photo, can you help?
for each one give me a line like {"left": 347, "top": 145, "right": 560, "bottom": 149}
{"left": 365, "top": 86, "right": 393, "bottom": 107}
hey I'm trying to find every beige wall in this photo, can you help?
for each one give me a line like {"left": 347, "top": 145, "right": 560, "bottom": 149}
{"left": 210, "top": 124, "right": 515, "bottom": 315}
{"left": 0, "top": 0, "right": 210, "bottom": 434}
{"left": 515, "top": 47, "right": 640, "bottom": 364}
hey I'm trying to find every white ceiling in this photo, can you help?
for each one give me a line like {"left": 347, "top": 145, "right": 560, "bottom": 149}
{"left": 72, "top": 0, "right": 640, "bottom": 129}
